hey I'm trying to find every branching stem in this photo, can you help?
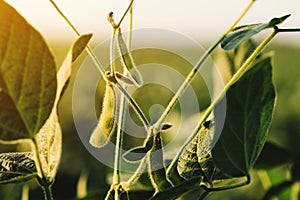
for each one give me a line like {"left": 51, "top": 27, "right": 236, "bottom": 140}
{"left": 167, "top": 29, "right": 278, "bottom": 178}
{"left": 154, "top": 0, "right": 256, "bottom": 131}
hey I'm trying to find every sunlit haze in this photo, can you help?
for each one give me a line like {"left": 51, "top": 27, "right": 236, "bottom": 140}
{"left": 5, "top": 0, "right": 300, "bottom": 45}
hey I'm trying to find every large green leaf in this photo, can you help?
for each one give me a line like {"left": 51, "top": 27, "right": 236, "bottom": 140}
{"left": 0, "top": 1, "right": 57, "bottom": 140}
{"left": 212, "top": 56, "right": 276, "bottom": 177}
{"left": 35, "top": 34, "right": 92, "bottom": 181}
{"left": 221, "top": 14, "right": 290, "bottom": 50}
{"left": 0, "top": 152, "right": 37, "bottom": 184}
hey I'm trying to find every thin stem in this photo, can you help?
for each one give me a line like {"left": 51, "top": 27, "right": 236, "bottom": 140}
{"left": 116, "top": 0, "right": 135, "bottom": 28}
{"left": 154, "top": 0, "right": 256, "bottom": 130}
{"left": 110, "top": 29, "right": 116, "bottom": 75}
{"left": 50, "top": 0, "right": 148, "bottom": 135}
{"left": 112, "top": 3, "right": 134, "bottom": 189}
{"left": 198, "top": 190, "right": 210, "bottom": 200}
{"left": 31, "top": 138, "right": 53, "bottom": 200}
{"left": 116, "top": 82, "right": 150, "bottom": 130}
{"left": 167, "top": 30, "right": 278, "bottom": 176}
{"left": 127, "top": 7, "right": 133, "bottom": 50}
{"left": 277, "top": 28, "right": 300, "bottom": 32}
{"left": 202, "top": 174, "right": 251, "bottom": 192}
{"left": 49, "top": 0, "right": 105, "bottom": 75}
{"left": 126, "top": 156, "right": 148, "bottom": 186}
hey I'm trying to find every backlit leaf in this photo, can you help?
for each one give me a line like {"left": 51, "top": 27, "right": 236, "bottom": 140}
{"left": 221, "top": 14, "right": 290, "bottom": 50}
{"left": 0, "top": 152, "right": 37, "bottom": 184}
{"left": 212, "top": 56, "right": 276, "bottom": 177}
{"left": 35, "top": 34, "right": 92, "bottom": 181}
{"left": 0, "top": 1, "right": 57, "bottom": 140}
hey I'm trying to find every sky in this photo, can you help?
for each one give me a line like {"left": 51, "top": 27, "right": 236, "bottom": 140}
{"left": 5, "top": 0, "right": 300, "bottom": 45}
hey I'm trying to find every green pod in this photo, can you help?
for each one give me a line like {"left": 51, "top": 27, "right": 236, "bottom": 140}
{"left": 117, "top": 29, "right": 143, "bottom": 86}
{"left": 89, "top": 83, "right": 115, "bottom": 148}
{"left": 148, "top": 132, "right": 172, "bottom": 192}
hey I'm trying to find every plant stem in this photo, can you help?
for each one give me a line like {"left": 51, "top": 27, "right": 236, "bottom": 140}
{"left": 153, "top": 0, "right": 256, "bottom": 131}
{"left": 277, "top": 28, "right": 300, "bottom": 32}
{"left": 50, "top": 0, "right": 148, "bottom": 133}
{"left": 167, "top": 29, "right": 278, "bottom": 177}
{"left": 48, "top": 0, "right": 105, "bottom": 75}
{"left": 203, "top": 174, "right": 251, "bottom": 192}
{"left": 31, "top": 138, "right": 53, "bottom": 200}
{"left": 125, "top": 156, "right": 148, "bottom": 186}
{"left": 116, "top": 82, "right": 150, "bottom": 130}
{"left": 112, "top": 2, "right": 134, "bottom": 189}
{"left": 110, "top": 29, "right": 117, "bottom": 76}
{"left": 116, "top": 0, "right": 135, "bottom": 28}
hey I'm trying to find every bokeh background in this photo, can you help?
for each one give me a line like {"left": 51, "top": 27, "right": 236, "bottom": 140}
{"left": 1, "top": 0, "right": 300, "bottom": 199}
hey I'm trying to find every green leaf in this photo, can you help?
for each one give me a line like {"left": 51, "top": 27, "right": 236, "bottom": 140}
{"left": 212, "top": 56, "right": 276, "bottom": 177}
{"left": 177, "top": 121, "right": 229, "bottom": 184}
{"left": 221, "top": 14, "right": 290, "bottom": 50}
{"left": 0, "top": 1, "right": 57, "bottom": 140}
{"left": 35, "top": 34, "right": 92, "bottom": 181}
{"left": 254, "top": 141, "right": 291, "bottom": 169}
{"left": 0, "top": 152, "right": 37, "bottom": 184}
{"left": 123, "top": 146, "right": 149, "bottom": 163}
{"left": 177, "top": 133, "right": 203, "bottom": 180}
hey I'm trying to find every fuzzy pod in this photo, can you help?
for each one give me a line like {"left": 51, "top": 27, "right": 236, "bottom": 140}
{"left": 117, "top": 29, "right": 143, "bottom": 86}
{"left": 89, "top": 83, "right": 116, "bottom": 148}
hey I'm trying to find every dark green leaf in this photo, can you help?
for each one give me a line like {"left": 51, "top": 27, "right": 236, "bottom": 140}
{"left": 177, "top": 135, "right": 203, "bottom": 180}
{"left": 254, "top": 141, "right": 291, "bottom": 169}
{"left": 123, "top": 146, "right": 149, "bottom": 162}
{"left": 0, "top": 152, "right": 37, "bottom": 184}
{"left": 212, "top": 56, "right": 276, "bottom": 177}
{"left": 221, "top": 14, "right": 290, "bottom": 50}
{"left": 177, "top": 121, "right": 229, "bottom": 184}
{"left": 0, "top": 1, "right": 57, "bottom": 140}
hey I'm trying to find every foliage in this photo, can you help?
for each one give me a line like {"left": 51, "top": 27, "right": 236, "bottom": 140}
{"left": 0, "top": 0, "right": 299, "bottom": 200}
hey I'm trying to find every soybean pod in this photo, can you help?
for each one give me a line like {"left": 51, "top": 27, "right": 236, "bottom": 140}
{"left": 89, "top": 82, "right": 116, "bottom": 148}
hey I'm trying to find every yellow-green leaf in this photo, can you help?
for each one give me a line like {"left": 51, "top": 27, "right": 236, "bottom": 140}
{"left": 0, "top": 1, "right": 57, "bottom": 140}
{"left": 35, "top": 34, "right": 92, "bottom": 181}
